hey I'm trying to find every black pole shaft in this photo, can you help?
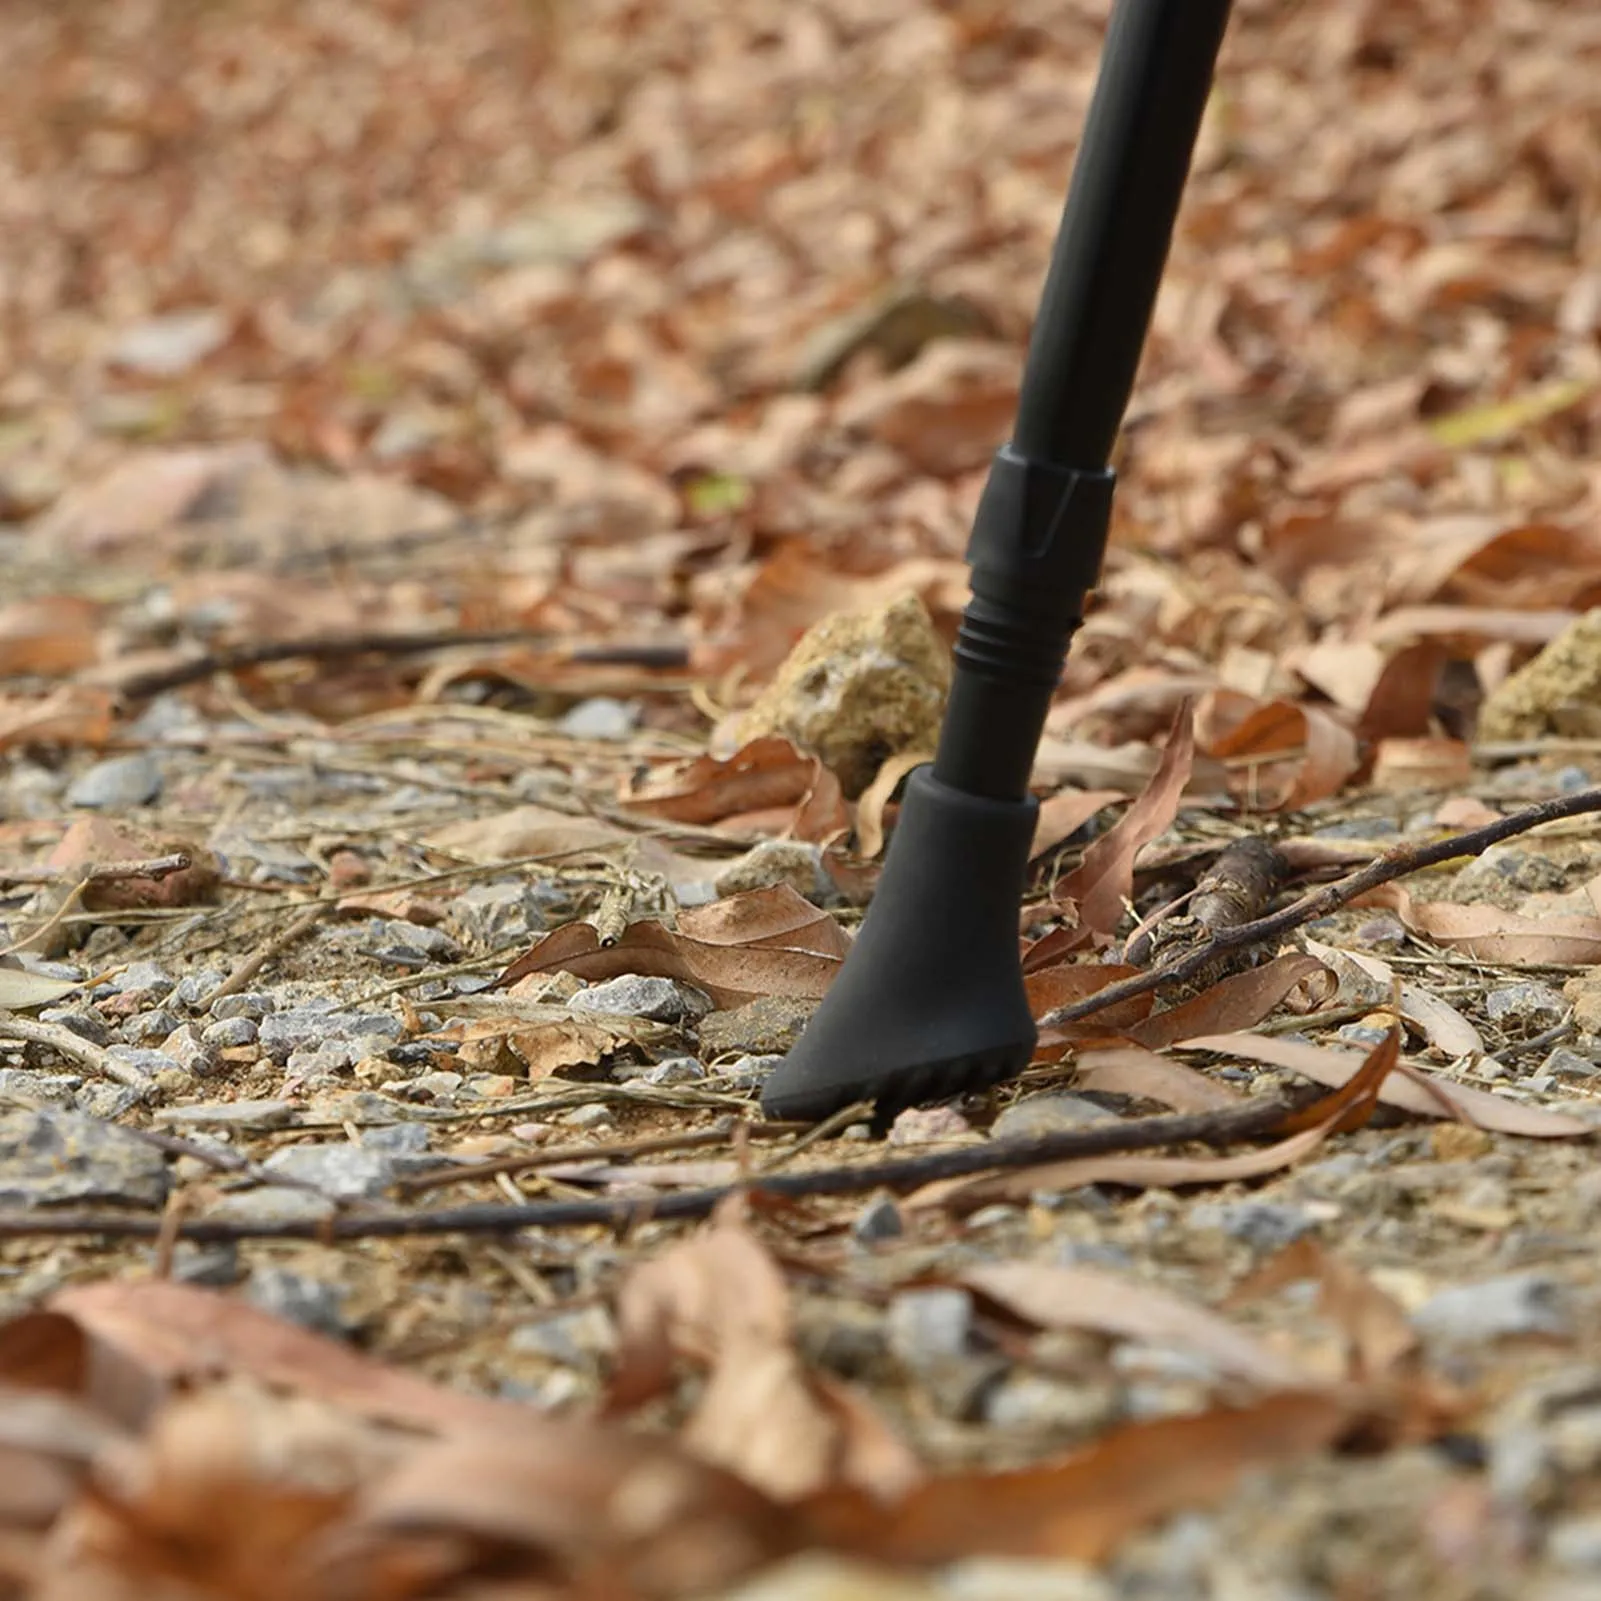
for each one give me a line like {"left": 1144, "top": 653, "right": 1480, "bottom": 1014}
{"left": 1014, "top": 0, "right": 1234, "bottom": 471}
{"left": 935, "top": 0, "right": 1232, "bottom": 800}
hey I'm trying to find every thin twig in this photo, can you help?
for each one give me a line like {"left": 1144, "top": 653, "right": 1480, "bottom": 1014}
{"left": 114, "top": 630, "right": 689, "bottom": 700}
{"left": 1042, "top": 785, "right": 1601, "bottom": 1031}
{"left": 201, "top": 899, "right": 334, "bottom": 1008}
{"left": 0, "top": 1014, "right": 149, "bottom": 1089}
{"left": 395, "top": 1116, "right": 805, "bottom": 1195}
{"left": 754, "top": 1100, "right": 874, "bottom": 1175}
{"left": 0, "top": 1094, "right": 1307, "bottom": 1242}
{"left": 0, "top": 854, "right": 191, "bottom": 888}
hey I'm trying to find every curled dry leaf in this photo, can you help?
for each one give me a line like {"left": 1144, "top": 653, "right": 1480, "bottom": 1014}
{"left": 1303, "top": 936, "right": 1485, "bottom": 1058}
{"left": 0, "top": 596, "right": 102, "bottom": 677}
{"left": 960, "top": 1262, "right": 1308, "bottom": 1389}
{"left": 1028, "top": 704, "right": 1196, "bottom": 960}
{"left": 1074, "top": 1045, "right": 1244, "bottom": 1113}
{"left": 607, "top": 1209, "right": 921, "bottom": 1503}
{"left": 909, "top": 1029, "right": 1399, "bottom": 1211}
{"left": 0, "top": 686, "right": 113, "bottom": 752}
{"left": 1025, "top": 963, "right": 1154, "bottom": 1040}
{"left": 852, "top": 748, "right": 933, "bottom": 860}
{"left": 1121, "top": 953, "right": 1331, "bottom": 1052}
{"left": 1186, "top": 1031, "right": 1590, "bottom": 1139}
{"left": 496, "top": 884, "right": 849, "bottom": 1008}
{"left": 619, "top": 736, "right": 848, "bottom": 842}
{"left": 422, "top": 803, "right": 633, "bottom": 864}
{"left": 799, "top": 1390, "right": 1367, "bottom": 1567}
{"left": 1028, "top": 788, "right": 1124, "bottom": 861}
{"left": 1362, "top": 881, "right": 1601, "bottom": 966}
{"left": 40, "top": 1280, "right": 519, "bottom": 1436}
{"left": 47, "top": 818, "right": 220, "bottom": 914}
{"left": 1195, "top": 692, "right": 1360, "bottom": 811}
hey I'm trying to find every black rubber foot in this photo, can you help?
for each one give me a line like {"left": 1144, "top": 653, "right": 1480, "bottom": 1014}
{"left": 759, "top": 768, "right": 1039, "bottom": 1125}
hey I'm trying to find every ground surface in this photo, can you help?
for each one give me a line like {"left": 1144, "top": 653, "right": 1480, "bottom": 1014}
{"left": 4, "top": 1, "right": 1601, "bottom": 1598}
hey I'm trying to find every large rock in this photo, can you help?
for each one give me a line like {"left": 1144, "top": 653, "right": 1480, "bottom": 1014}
{"left": 736, "top": 593, "right": 949, "bottom": 797}
{"left": 0, "top": 1109, "right": 168, "bottom": 1208}
{"left": 1478, "top": 610, "right": 1601, "bottom": 741}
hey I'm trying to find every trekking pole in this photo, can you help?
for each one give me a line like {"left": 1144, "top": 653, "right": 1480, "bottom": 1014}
{"left": 762, "top": 0, "right": 1234, "bottom": 1122}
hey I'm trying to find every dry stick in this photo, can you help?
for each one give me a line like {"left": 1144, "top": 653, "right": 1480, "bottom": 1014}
{"left": 0, "top": 1014, "right": 150, "bottom": 1089}
{"left": 115, "top": 630, "right": 690, "bottom": 700}
{"left": 0, "top": 1094, "right": 1305, "bottom": 1243}
{"left": 202, "top": 899, "right": 335, "bottom": 1009}
{"left": 395, "top": 1117, "right": 808, "bottom": 1196}
{"left": 1040, "top": 784, "right": 1601, "bottom": 1031}
{"left": 0, "top": 853, "right": 191, "bottom": 888}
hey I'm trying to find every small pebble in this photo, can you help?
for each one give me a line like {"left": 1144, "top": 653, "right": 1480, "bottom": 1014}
{"left": 713, "top": 839, "right": 827, "bottom": 900}
{"left": 65, "top": 752, "right": 163, "bottom": 809}
{"left": 173, "top": 970, "right": 226, "bottom": 1008}
{"left": 644, "top": 1057, "right": 705, "bottom": 1086}
{"left": 1484, "top": 982, "right": 1568, "bottom": 1032}
{"left": 1543, "top": 1047, "right": 1600, "bottom": 1079}
{"left": 124, "top": 1008, "right": 181, "bottom": 1043}
{"left": 77, "top": 1083, "right": 147, "bottom": 1119}
{"left": 983, "top": 1373, "right": 1120, "bottom": 1436}
{"left": 160, "top": 1024, "right": 220, "bottom": 1075}
{"left": 559, "top": 1103, "right": 616, "bottom": 1130}
{"left": 36, "top": 1008, "right": 113, "bottom": 1046}
{"left": 262, "top": 1144, "right": 396, "bottom": 1199}
{"left": 1415, "top": 1272, "right": 1573, "bottom": 1344}
{"left": 103, "top": 1045, "right": 174, "bottom": 1083}
{"left": 508, "top": 1306, "right": 613, "bottom": 1366}
{"left": 171, "top": 1242, "right": 242, "bottom": 1288}
{"left": 991, "top": 1092, "right": 1118, "bottom": 1140}
{"left": 570, "top": 975, "right": 709, "bottom": 1023}
{"left": 709, "top": 1053, "right": 783, "bottom": 1090}
{"left": 202, "top": 1016, "right": 258, "bottom": 1049}
{"left": 110, "top": 962, "right": 175, "bottom": 1002}
{"left": 851, "top": 1194, "right": 904, "bottom": 1244}
{"left": 245, "top": 1267, "right": 348, "bottom": 1338}
{"left": 0, "top": 1108, "right": 167, "bottom": 1207}
{"left": 888, "top": 1288, "right": 973, "bottom": 1369}
{"left": 208, "top": 1187, "right": 334, "bottom": 1226}
{"left": 556, "top": 697, "right": 637, "bottom": 740}
{"left": 1189, "top": 1200, "right": 1316, "bottom": 1251}
{"left": 210, "top": 991, "right": 275, "bottom": 1021}
{"left": 0, "top": 1069, "right": 81, "bottom": 1106}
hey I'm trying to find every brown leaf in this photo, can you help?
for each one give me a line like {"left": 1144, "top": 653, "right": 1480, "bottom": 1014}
{"left": 1029, "top": 789, "right": 1123, "bottom": 861}
{"left": 0, "top": 687, "right": 113, "bottom": 752}
{"left": 1368, "top": 737, "right": 1474, "bottom": 792}
{"left": 1031, "top": 705, "right": 1196, "bottom": 956}
{"left": 853, "top": 749, "right": 933, "bottom": 860}
{"left": 423, "top": 804, "right": 633, "bottom": 865}
{"left": 607, "top": 1210, "right": 921, "bottom": 1503}
{"left": 1185, "top": 1031, "right": 1590, "bottom": 1138}
{"left": 620, "top": 737, "right": 843, "bottom": 836}
{"left": 311, "top": 1422, "right": 797, "bottom": 1601}
{"left": 496, "top": 887, "right": 848, "bottom": 1008}
{"left": 1228, "top": 1240, "right": 1420, "bottom": 1388}
{"left": 799, "top": 1391, "right": 1364, "bottom": 1565}
{"left": 1024, "top": 963, "right": 1154, "bottom": 1036}
{"left": 42, "top": 1282, "right": 521, "bottom": 1436}
{"left": 1363, "top": 881, "right": 1601, "bottom": 965}
{"left": 0, "top": 597, "right": 101, "bottom": 677}
{"left": 960, "top": 1262, "right": 1308, "bottom": 1388}
{"left": 909, "top": 1030, "right": 1399, "bottom": 1210}
{"left": 47, "top": 819, "right": 220, "bottom": 913}
{"left": 1121, "top": 954, "right": 1331, "bottom": 1051}
{"left": 1074, "top": 1046, "right": 1244, "bottom": 1113}
{"left": 1196, "top": 694, "right": 1359, "bottom": 811}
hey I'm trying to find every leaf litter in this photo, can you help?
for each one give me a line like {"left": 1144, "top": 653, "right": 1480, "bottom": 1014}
{"left": 4, "top": 0, "right": 1601, "bottom": 1595}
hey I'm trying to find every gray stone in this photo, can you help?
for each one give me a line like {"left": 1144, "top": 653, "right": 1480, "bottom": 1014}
{"left": 1337, "top": 1024, "right": 1393, "bottom": 1048}
{"left": 258, "top": 1006, "right": 402, "bottom": 1062}
{"left": 709, "top": 1053, "right": 784, "bottom": 1090}
{"left": 124, "top": 1008, "right": 182, "bottom": 1043}
{"left": 983, "top": 1373, "right": 1121, "bottom": 1436}
{"left": 644, "top": 1057, "right": 705, "bottom": 1086}
{"left": 851, "top": 1194, "right": 904, "bottom": 1244}
{"left": 698, "top": 997, "right": 814, "bottom": 1058}
{"left": 1543, "top": 1047, "right": 1599, "bottom": 1079}
{"left": 66, "top": 752, "right": 163, "bottom": 809}
{"left": 1549, "top": 1514, "right": 1601, "bottom": 1572}
{"left": 713, "top": 839, "right": 827, "bottom": 901}
{"left": 400, "top": 1071, "right": 463, "bottom": 1101}
{"left": 110, "top": 962, "right": 175, "bottom": 1002}
{"left": 170, "top": 1242, "right": 242, "bottom": 1288}
{"left": 262, "top": 1143, "right": 395, "bottom": 1199}
{"left": 446, "top": 880, "right": 548, "bottom": 949}
{"left": 1485, "top": 982, "right": 1569, "bottom": 1031}
{"left": 888, "top": 1288, "right": 973, "bottom": 1369}
{"left": 0, "top": 1109, "right": 167, "bottom": 1207}
{"left": 209, "top": 991, "right": 275, "bottom": 1021}
{"left": 1190, "top": 1200, "right": 1316, "bottom": 1251}
{"left": 361, "top": 1122, "right": 431, "bottom": 1155}
{"left": 375, "top": 919, "right": 461, "bottom": 960}
{"left": 556, "top": 697, "right": 637, "bottom": 740}
{"left": 0, "top": 1069, "right": 81, "bottom": 1106}
{"left": 154, "top": 1099, "right": 298, "bottom": 1131}
{"left": 570, "top": 975, "right": 709, "bottom": 1023}
{"left": 201, "top": 1016, "right": 258, "bottom": 1049}
{"left": 1415, "top": 1272, "right": 1573, "bottom": 1344}
{"left": 77, "top": 1084, "right": 147, "bottom": 1120}
{"left": 285, "top": 1041, "right": 361, "bottom": 1077}
{"left": 559, "top": 1103, "right": 616, "bottom": 1130}
{"left": 508, "top": 1305, "right": 613, "bottom": 1366}
{"left": 207, "top": 1187, "right": 333, "bottom": 1226}
{"left": 245, "top": 1267, "right": 348, "bottom": 1338}
{"left": 173, "top": 970, "right": 227, "bottom": 1009}
{"left": 992, "top": 1092, "right": 1119, "bottom": 1140}
{"left": 103, "top": 1045, "right": 173, "bottom": 1083}
{"left": 160, "top": 1024, "right": 219, "bottom": 1076}
{"left": 37, "top": 1008, "right": 113, "bottom": 1046}
{"left": 1459, "top": 847, "right": 1567, "bottom": 894}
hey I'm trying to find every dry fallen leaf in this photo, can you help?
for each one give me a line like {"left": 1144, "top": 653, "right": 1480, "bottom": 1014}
{"left": 497, "top": 884, "right": 849, "bottom": 1007}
